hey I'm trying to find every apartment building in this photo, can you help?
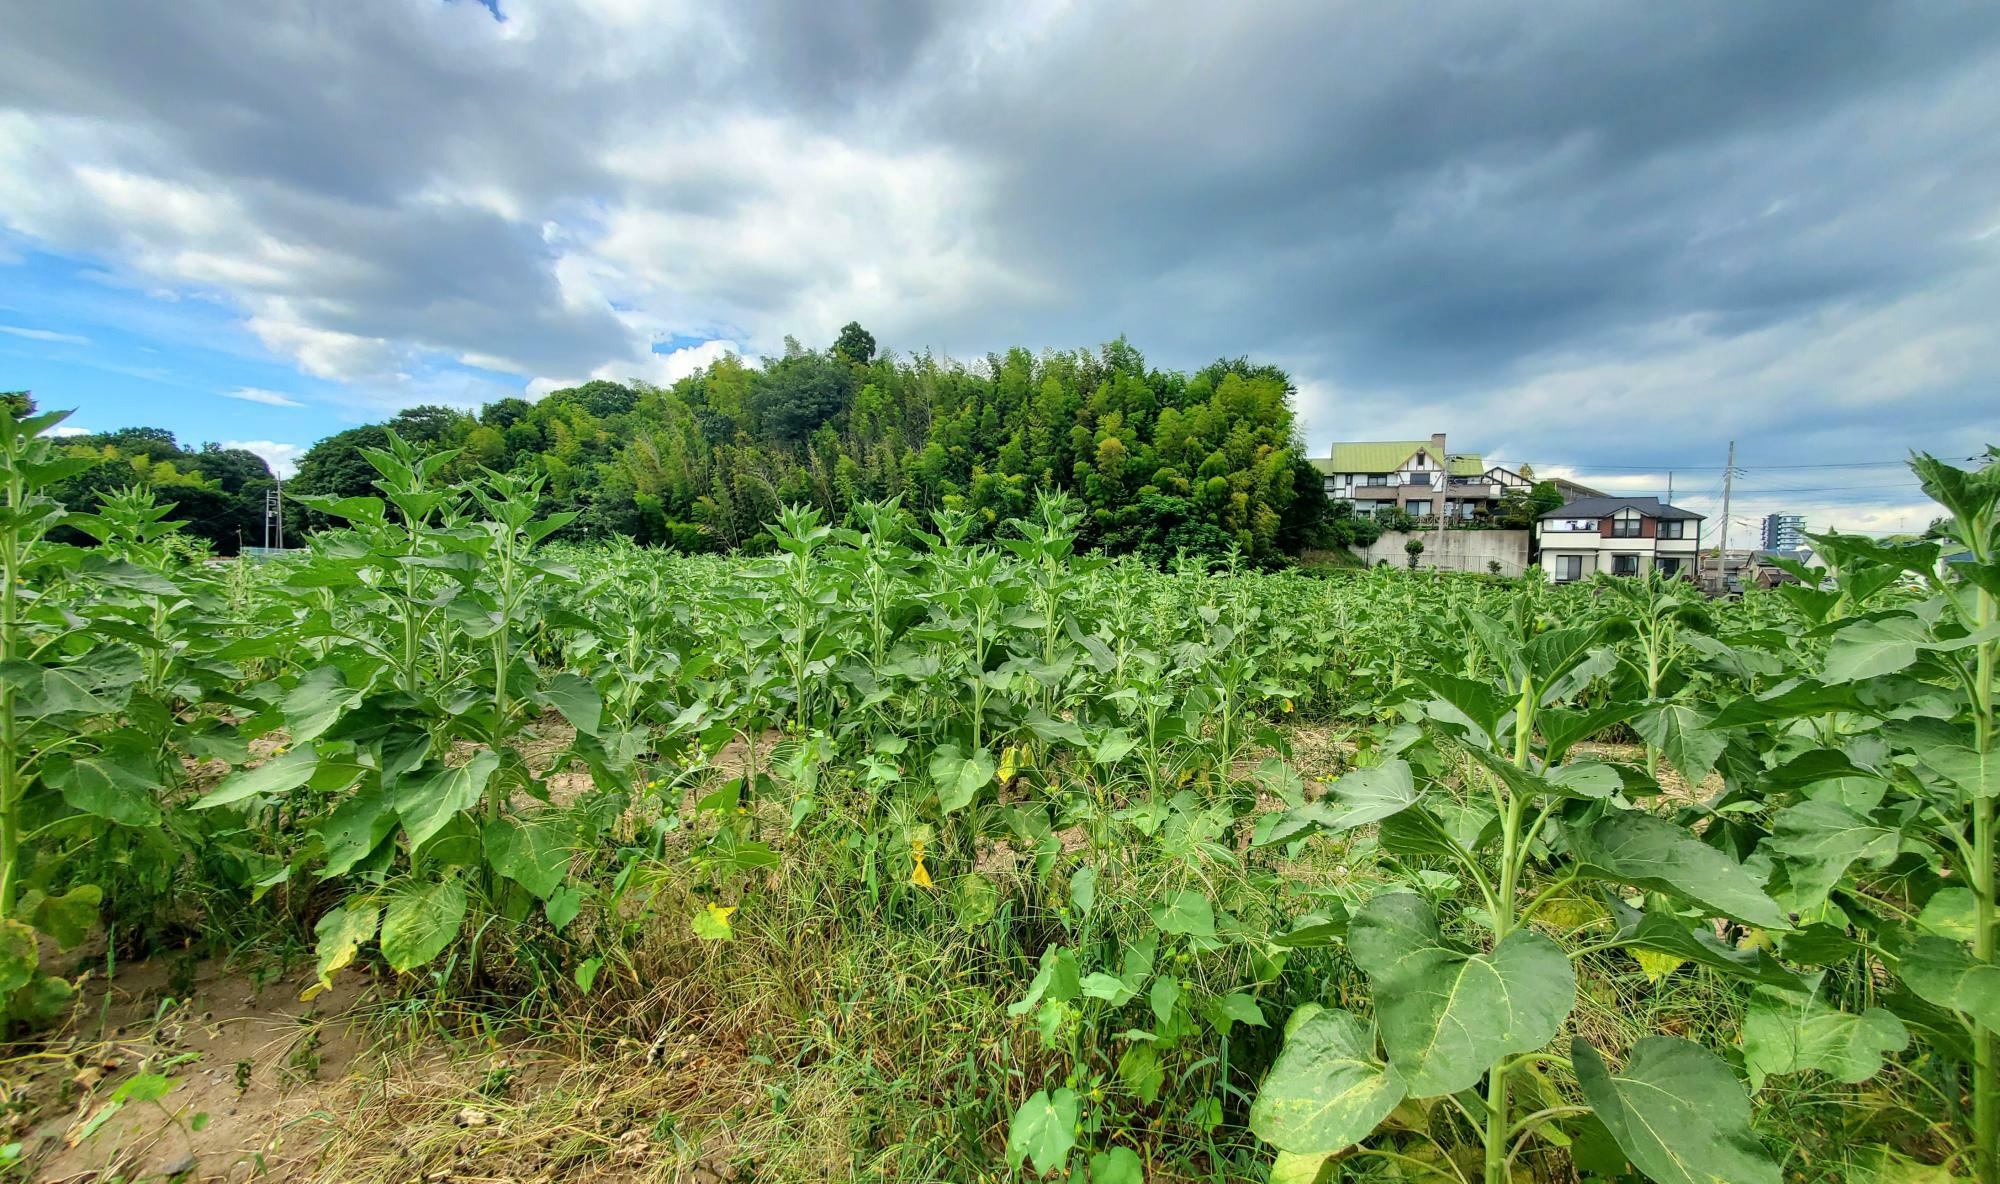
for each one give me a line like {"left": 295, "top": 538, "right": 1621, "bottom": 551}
{"left": 1761, "top": 512, "right": 1807, "bottom": 552}
{"left": 1310, "top": 433, "right": 1533, "bottom": 520}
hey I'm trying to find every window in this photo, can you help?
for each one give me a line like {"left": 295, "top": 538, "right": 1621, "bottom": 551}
{"left": 1657, "top": 557, "right": 1683, "bottom": 577}
{"left": 1610, "top": 515, "right": 1642, "bottom": 538}
{"left": 1364, "top": 474, "right": 1389, "bottom": 486}
{"left": 1555, "top": 555, "right": 1583, "bottom": 582}
{"left": 1658, "top": 519, "right": 1686, "bottom": 539}
{"left": 1406, "top": 500, "right": 1431, "bottom": 516}
{"left": 1612, "top": 554, "right": 1640, "bottom": 576}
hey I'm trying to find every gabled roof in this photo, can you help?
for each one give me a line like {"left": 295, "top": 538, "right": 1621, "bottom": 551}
{"left": 1312, "top": 440, "right": 1486, "bottom": 476}
{"left": 1540, "top": 496, "right": 1704, "bottom": 521}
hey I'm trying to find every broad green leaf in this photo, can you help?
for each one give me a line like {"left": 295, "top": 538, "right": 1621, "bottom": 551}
{"left": 313, "top": 902, "right": 380, "bottom": 986}
{"left": 318, "top": 789, "right": 397, "bottom": 877}
{"left": 0, "top": 918, "right": 38, "bottom": 993}
{"left": 1603, "top": 898, "right": 1807, "bottom": 990}
{"left": 1710, "top": 679, "right": 1862, "bottom": 728}
{"left": 482, "top": 814, "right": 573, "bottom": 899}
{"left": 194, "top": 746, "right": 318, "bottom": 810}
{"left": 378, "top": 878, "right": 468, "bottom": 972}
{"left": 544, "top": 884, "right": 585, "bottom": 931}
{"left": 1823, "top": 614, "right": 1929, "bottom": 683}
{"left": 1897, "top": 937, "right": 2000, "bottom": 1033}
{"left": 1150, "top": 890, "right": 1215, "bottom": 938}
{"left": 1349, "top": 893, "right": 1574, "bottom": 1096}
{"left": 391, "top": 750, "right": 500, "bottom": 851}
{"left": 47, "top": 752, "right": 162, "bottom": 827}
{"left": 1070, "top": 865, "right": 1098, "bottom": 915}
{"left": 1088, "top": 1146, "right": 1142, "bottom": 1184}
{"left": 929, "top": 745, "right": 996, "bottom": 813}
{"left": 1573, "top": 1035, "right": 1780, "bottom": 1184}
{"left": 1249, "top": 1005, "right": 1406, "bottom": 1156}
{"left": 1741, "top": 985, "right": 1909, "bottom": 1089}
{"left": 1007, "top": 1087, "right": 1078, "bottom": 1176}
{"left": 1764, "top": 800, "right": 1900, "bottom": 908}
{"left": 282, "top": 665, "right": 362, "bottom": 743}
{"left": 1253, "top": 761, "right": 1416, "bottom": 847}
{"left": 1269, "top": 1151, "right": 1331, "bottom": 1184}
{"left": 24, "top": 885, "right": 102, "bottom": 950}
{"left": 1630, "top": 702, "right": 1724, "bottom": 787}
{"left": 542, "top": 672, "right": 602, "bottom": 737}
{"left": 1206, "top": 991, "right": 1266, "bottom": 1035}
{"left": 1917, "top": 889, "right": 1979, "bottom": 942}
{"left": 1569, "top": 809, "right": 1790, "bottom": 929}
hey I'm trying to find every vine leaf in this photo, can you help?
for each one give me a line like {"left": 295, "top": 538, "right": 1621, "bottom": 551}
{"left": 1573, "top": 1035, "right": 1780, "bottom": 1184}
{"left": 1349, "top": 893, "right": 1574, "bottom": 1097}
{"left": 1896, "top": 936, "right": 2000, "bottom": 1033}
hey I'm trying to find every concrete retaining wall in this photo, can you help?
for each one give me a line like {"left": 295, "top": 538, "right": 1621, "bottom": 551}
{"left": 1357, "top": 529, "right": 1532, "bottom": 576}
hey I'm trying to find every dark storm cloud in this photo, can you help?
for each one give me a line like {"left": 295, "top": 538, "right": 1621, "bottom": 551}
{"left": 1, "top": 0, "right": 1997, "bottom": 502}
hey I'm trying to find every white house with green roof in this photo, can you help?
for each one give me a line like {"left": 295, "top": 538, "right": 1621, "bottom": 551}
{"left": 1309, "top": 432, "right": 1532, "bottom": 520}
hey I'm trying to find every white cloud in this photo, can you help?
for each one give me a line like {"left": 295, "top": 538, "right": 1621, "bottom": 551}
{"left": 50, "top": 425, "right": 91, "bottom": 437}
{"left": 221, "top": 386, "right": 305, "bottom": 408}
{"left": 0, "top": 324, "right": 88, "bottom": 344}
{"left": 223, "top": 439, "right": 305, "bottom": 478}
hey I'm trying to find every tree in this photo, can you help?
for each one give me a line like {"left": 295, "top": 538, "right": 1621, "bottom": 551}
{"left": 753, "top": 352, "right": 853, "bottom": 442}
{"left": 1405, "top": 537, "right": 1425, "bottom": 569}
{"left": 833, "top": 321, "right": 877, "bottom": 365}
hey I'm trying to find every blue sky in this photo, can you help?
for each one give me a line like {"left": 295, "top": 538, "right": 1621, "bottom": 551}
{"left": 2, "top": 1, "right": 1998, "bottom": 528}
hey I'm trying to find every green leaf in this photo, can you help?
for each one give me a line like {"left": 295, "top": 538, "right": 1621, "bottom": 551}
{"left": 1823, "top": 614, "right": 1930, "bottom": 683}
{"left": 542, "top": 672, "right": 602, "bottom": 737}
{"left": 47, "top": 752, "right": 162, "bottom": 827}
{"left": 1603, "top": 898, "right": 1807, "bottom": 990}
{"left": 1630, "top": 702, "right": 1725, "bottom": 787}
{"left": 1710, "top": 679, "right": 1862, "bottom": 729}
{"left": 378, "top": 878, "right": 468, "bottom": 973}
{"left": 1007, "top": 1087, "right": 1078, "bottom": 1176}
{"left": 1764, "top": 800, "right": 1901, "bottom": 909}
{"left": 1897, "top": 936, "right": 2000, "bottom": 1033}
{"left": 1269, "top": 1151, "right": 1331, "bottom": 1184}
{"left": 1249, "top": 1005, "right": 1406, "bottom": 1157}
{"left": 24, "top": 885, "right": 102, "bottom": 950}
{"left": 1572, "top": 1035, "right": 1780, "bottom": 1184}
{"left": 1088, "top": 1146, "right": 1142, "bottom": 1184}
{"left": 545, "top": 884, "right": 585, "bottom": 931}
{"left": 193, "top": 746, "right": 318, "bottom": 810}
{"left": 1150, "top": 890, "right": 1215, "bottom": 938}
{"left": 1253, "top": 761, "right": 1416, "bottom": 847}
{"left": 1917, "top": 889, "right": 1979, "bottom": 942}
{"left": 1569, "top": 809, "right": 1790, "bottom": 929}
{"left": 313, "top": 902, "right": 380, "bottom": 986}
{"left": 318, "top": 789, "right": 397, "bottom": 877}
{"left": 1349, "top": 893, "right": 1574, "bottom": 1096}
{"left": 391, "top": 750, "right": 501, "bottom": 851}
{"left": 691, "top": 902, "right": 736, "bottom": 941}
{"left": 1742, "top": 985, "right": 1909, "bottom": 1089}
{"left": 1206, "top": 991, "right": 1266, "bottom": 1035}
{"left": 929, "top": 745, "right": 996, "bottom": 813}
{"left": 1070, "top": 865, "right": 1098, "bottom": 915}
{"left": 0, "top": 919, "right": 39, "bottom": 994}
{"left": 482, "top": 814, "right": 573, "bottom": 900}
{"left": 282, "top": 664, "right": 362, "bottom": 743}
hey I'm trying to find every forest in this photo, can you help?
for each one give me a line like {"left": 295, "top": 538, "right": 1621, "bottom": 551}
{"left": 285, "top": 330, "right": 1329, "bottom": 565}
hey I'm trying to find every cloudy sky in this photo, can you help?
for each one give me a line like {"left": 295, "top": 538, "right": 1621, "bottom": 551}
{"left": 3, "top": 1, "right": 1998, "bottom": 534}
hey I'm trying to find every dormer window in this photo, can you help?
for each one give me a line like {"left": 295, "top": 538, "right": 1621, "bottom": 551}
{"left": 1610, "top": 509, "right": 1642, "bottom": 538}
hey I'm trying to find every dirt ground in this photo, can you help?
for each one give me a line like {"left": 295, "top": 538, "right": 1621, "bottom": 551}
{"left": 9, "top": 951, "right": 378, "bottom": 1183}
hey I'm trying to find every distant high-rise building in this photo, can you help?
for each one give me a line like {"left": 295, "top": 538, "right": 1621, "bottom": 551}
{"left": 1761, "top": 512, "right": 1807, "bottom": 552}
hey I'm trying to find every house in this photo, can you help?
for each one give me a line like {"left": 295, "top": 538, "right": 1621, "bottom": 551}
{"left": 1537, "top": 496, "right": 1703, "bottom": 582}
{"left": 1311, "top": 433, "right": 1537, "bottom": 521}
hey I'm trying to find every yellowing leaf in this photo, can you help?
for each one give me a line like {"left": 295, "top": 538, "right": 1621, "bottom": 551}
{"left": 1633, "top": 949, "right": 1688, "bottom": 982}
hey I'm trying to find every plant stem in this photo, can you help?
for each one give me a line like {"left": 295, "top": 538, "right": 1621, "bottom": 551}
{"left": 1972, "top": 578, "right": 1997, "bottom": 1184}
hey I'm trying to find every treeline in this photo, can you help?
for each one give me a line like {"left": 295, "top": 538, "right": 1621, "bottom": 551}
{"left": 0, "top": 395, "right": 286, "bottom": 556}
{"left": 290, "top": 330, "right": 1327, "bottom": 565}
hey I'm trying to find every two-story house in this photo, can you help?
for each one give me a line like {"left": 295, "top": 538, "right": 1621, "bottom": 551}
{"left": 1536, "top": 496, "right": 1703, "bottom": 582}
{"left": 1311, "top": 433, "right": 1535, "bottom": 520}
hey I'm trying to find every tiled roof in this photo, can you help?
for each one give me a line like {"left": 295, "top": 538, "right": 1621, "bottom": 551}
{"left": 1541, "top": 496, "right": 1704, "bottom": 521}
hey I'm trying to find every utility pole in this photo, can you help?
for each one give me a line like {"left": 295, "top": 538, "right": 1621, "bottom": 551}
{"left": 1716, "top": 441, "right": 1735, "bottom": 594}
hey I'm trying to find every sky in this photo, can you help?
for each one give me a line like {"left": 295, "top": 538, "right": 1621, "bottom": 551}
{"left": 2, "top": 1, "right": 1999, "bottom": 537}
